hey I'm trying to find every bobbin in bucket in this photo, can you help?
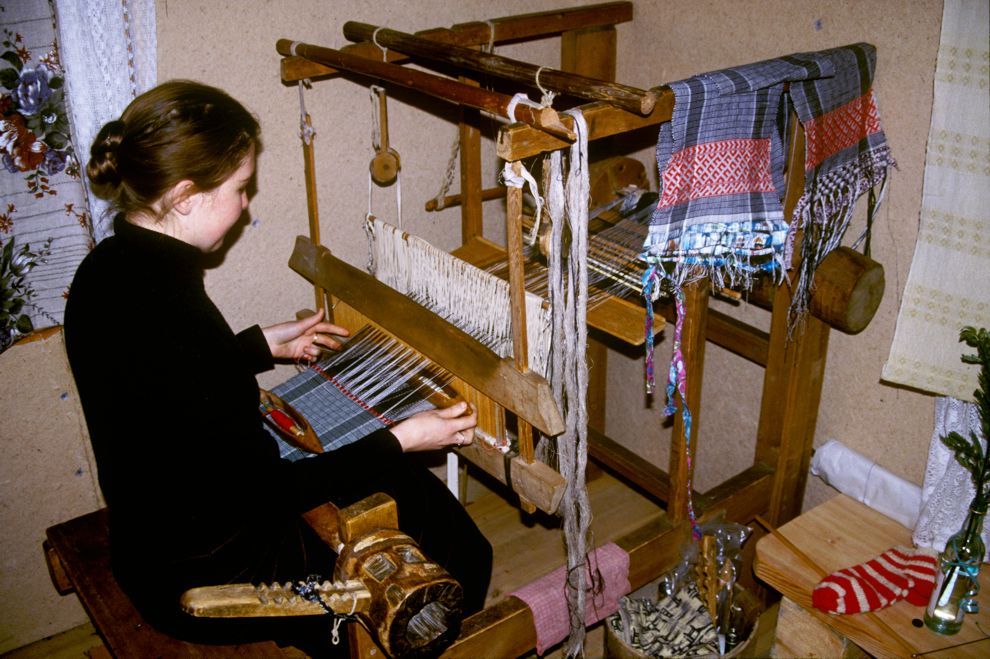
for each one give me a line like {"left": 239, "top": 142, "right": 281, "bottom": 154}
{"left": 604, "top": 585, "right": 761, "bottom": 659}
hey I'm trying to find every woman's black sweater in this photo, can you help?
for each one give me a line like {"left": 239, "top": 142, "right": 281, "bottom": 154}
{"left": 64, "top": 217, "right": 490, "bottom": 637}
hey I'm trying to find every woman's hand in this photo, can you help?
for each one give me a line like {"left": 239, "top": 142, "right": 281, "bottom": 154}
{"left": 262, "top": 310, "right": 350, "bottom": 362}
{"left": 390, "top": 401, "right": 477, "bottom": 452}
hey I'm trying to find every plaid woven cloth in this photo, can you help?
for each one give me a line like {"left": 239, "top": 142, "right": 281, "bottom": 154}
{"left": 787, "top": 43, "right": 896, "bottom": 316}
{"left": 642, "top": 42, "right": 892, "bottom": 298}
{"left": 264, "top": 326, "right": 444, "bottom": 459}
{"left": 639, "top": 44, "right": 894, "bottom": 523}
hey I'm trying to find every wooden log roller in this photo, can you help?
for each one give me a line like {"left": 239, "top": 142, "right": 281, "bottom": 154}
{"left": 275, "top": 39, "right": 576, "bottom": 142}
{"left": 746, "top": 246, "right": 885, "bottom": 335}
{"left": 341, "top": 21, "right": 657, "bottom": 115}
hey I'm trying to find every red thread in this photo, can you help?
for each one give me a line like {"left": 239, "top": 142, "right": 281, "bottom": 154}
{"left": 267, "top": 408, "right": 299, "bottom": 433}
{"left": 309, "top": 363, "right": 396, "bottom": 425}
{"left": 657, "top": 138, "right": 775, "bottom": 209}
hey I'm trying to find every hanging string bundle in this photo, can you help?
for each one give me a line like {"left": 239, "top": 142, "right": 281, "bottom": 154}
{"left": 545, "top": 108, "right": 594, "bottom": 658}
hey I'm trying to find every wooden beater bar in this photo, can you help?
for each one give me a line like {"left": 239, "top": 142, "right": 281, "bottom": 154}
{"left": 342, "top": 22, "right": 656, "bottom": 115}
{"left": 289, "top": 236, "right": 567, "bottom": 513}
{"left": 275, "top": 40, "right": 575, "bottom": 141}
{"left": 288, "top": 236, "right": 564, "bottom": 439}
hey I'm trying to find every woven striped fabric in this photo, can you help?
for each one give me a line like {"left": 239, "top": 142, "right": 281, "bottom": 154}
{"left": 638, "top": 45, "right": 894, "bottom": 521}
{"left": 264, "top": 326, "right": 446, "bottom": 460}
{"left": 642, "top": 55, "right": 826, "bottom": 289}
{"left": 642, "top": 43, "right": 892, "bottom": 298}
{"left": 788, "top": 43, "right": 896, "bottom": 317}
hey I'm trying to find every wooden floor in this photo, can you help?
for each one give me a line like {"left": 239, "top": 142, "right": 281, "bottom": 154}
{"left": 6, "top": 469, "right": 777, "bottom": 658}
{"left": 468, "top": 466, "right": 666, "bottom": 607}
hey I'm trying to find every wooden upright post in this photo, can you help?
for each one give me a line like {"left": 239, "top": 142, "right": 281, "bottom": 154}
{"left": 754, "top": 114, "right": 830, "bottom": 527}
{"left": 459, "top": 75, "right": 484, "bottom": 244}
{"left": 560, "top": 23, "right": 618, "bottom": 434}
{"left": 667, "top": 281, "right": 710, "bottom": 523}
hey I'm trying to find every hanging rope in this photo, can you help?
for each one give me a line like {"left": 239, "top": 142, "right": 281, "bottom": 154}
{"left": 501, "top": 161, "right": 544, "bottom": 246}
{"left": 428, "top": 21, "right": 499, "bottom": 212}
{"left": 534, "top": 66, "right": 556, "bottom": 107}
{"left": 430, "top": 138, "right": 460, "bottom": 211}
{"left": 297, "top": 80, "right": 315, "bottom": 145}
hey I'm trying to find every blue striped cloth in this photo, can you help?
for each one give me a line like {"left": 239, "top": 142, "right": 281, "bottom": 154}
{"left": 264, "top": 327, "right": 444, "bottom": 460}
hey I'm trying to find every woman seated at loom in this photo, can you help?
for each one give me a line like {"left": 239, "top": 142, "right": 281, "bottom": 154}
{"left": 63, "top": 80, "right": 492, "bottom": 653}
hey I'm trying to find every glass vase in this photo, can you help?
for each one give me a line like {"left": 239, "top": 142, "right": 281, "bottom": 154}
{"left": 923, "top": 505, "right": 986, "bottom": 635}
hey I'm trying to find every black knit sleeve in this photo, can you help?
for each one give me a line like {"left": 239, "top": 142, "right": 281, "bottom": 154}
{"left": 236, "top": 324, "right": 275, "bottom": 374}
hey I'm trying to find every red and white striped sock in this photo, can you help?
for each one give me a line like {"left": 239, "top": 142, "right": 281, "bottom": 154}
{"left": 812, "top": 549, "right": 913, "bottom": 614}
{"left": 883, "top": 545, "right": 938, "bottom": 606}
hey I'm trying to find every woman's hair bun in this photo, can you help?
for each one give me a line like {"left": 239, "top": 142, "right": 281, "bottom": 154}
{"left": 86, "top": 119, "right": 126, "bottom": 195}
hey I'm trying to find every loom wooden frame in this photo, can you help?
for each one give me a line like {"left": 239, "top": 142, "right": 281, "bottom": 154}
{"left": 277, "top": 2, "right": 884, "bottom": 656}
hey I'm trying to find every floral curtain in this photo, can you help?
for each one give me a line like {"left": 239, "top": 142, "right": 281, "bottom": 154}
{"left": 0, "top": 0, "right": 155, "bottom": 352}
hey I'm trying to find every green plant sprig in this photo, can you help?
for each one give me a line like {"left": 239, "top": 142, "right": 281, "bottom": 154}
{"left": 941, "top": 326, "right": 990, "bottom": 512}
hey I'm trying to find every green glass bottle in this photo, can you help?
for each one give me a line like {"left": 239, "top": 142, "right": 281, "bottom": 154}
{"left": 924, "top": 505, "right": 986, "bottom": 635}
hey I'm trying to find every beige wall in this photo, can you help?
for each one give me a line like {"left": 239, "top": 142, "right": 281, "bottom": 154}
{"left": 0, "top": 330, "right": 102, "bottom": 652}
{"left": 0, "top": 0, "right": 943, "bottom": 650}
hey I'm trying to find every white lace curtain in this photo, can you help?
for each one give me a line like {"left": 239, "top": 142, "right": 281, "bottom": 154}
{"left": 54, "top": 0, "right": 157, "bottom": 242}
{"left": 914, "top": 398, "right": 989, "bottom": 559}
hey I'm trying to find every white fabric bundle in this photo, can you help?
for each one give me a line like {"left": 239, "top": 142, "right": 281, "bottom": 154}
{"left": 811, "top": 438, "right": 922, "bottom": 529}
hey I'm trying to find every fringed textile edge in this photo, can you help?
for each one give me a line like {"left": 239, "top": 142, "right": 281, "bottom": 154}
{"left": 788, "top": 145, "right": 896, "bottom": 321}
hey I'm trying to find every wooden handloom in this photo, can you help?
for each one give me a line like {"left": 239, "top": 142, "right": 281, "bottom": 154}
{"left": 274, "top": 3, "right": 887, "bottom": 657}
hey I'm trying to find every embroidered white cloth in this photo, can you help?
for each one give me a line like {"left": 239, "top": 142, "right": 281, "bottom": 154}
{"left": 882, "top": 0, "right": 990, "bottom": 401}
{"left": 880, "top": 0, "right": 990, "bottom": 560}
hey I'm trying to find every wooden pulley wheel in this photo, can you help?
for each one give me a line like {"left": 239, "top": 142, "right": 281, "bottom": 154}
{"left": 370, "top": 87, "right": 401, "bottom": 185}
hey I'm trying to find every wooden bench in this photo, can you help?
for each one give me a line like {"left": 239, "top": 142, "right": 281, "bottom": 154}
{"left": 44, "top": 508, "right": 294, "bottom": 658}
{"left": 755, "top": 495, "right": 990, "bottom": 658}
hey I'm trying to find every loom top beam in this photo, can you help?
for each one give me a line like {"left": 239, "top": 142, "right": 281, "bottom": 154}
{"left": 341, "top": 22, "right": 655, "bottom": 115}
{"left": 279, "top": 2, "right": 633, "bottom": 84}
{"left": 275, "top": 39, "right": 575, "bottom": 142}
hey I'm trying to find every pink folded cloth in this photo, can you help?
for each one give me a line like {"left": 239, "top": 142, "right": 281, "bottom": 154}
{"left": 509, "top": 542, "right": 631, "bottom": 655}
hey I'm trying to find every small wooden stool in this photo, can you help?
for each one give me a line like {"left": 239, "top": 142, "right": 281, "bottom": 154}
{"left": 754, "top": 494, "right": 990, "bottom": 658}
{"left": 44, "top": 508, "right": 293, "bottom": 658}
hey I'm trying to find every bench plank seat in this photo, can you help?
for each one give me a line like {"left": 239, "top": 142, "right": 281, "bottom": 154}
{"left": 45, "top": 508, "right": 292, "bottom": 658}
